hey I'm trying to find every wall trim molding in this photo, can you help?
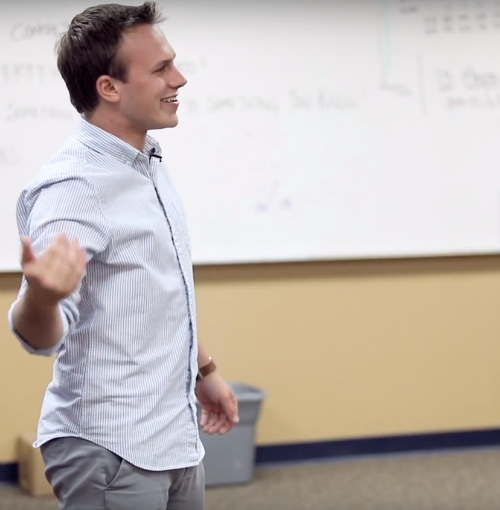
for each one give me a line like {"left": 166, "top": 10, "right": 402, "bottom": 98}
{"left": 0, "top": 462, "right": 17, "bottom": 485}
{"left": 2, "top": 428, "right": 500, "bottom": 484}
{"left": 255, "top": 428, "right": 500, "bottom": 464}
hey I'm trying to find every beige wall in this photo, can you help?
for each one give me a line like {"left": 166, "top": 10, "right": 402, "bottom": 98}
{"left": 2, "top": 256, "right": 500, "bottom": 463}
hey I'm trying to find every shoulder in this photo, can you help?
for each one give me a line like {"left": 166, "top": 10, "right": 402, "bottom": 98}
{"left": 20, "top": 137, "right": 103, "bottom": 209}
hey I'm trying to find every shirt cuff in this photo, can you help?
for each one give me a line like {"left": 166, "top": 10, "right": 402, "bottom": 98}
{"left": 7, "top": 300, "right": 69, "bottom": 356}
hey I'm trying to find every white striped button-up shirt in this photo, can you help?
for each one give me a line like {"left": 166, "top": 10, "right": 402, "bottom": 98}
{"left": 8, "top": 117, "right": 204, "bottom": 471}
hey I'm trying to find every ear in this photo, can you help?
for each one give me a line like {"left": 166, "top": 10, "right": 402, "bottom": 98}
{"left": 95, "top": 75, "right": 121, "bottom": 104}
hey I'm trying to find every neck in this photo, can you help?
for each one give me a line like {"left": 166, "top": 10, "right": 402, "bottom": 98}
{"left": 84, "top": 107, "right": 146, "bottom": 152}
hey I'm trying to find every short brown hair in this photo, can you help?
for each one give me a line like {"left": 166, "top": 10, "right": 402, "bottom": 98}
{"left": 56, "top": 2, "right": 164, "bottom": 114}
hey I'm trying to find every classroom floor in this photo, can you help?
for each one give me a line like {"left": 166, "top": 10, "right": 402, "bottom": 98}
{"left": 1, "top": 447, "right": 500, "bottom": 510}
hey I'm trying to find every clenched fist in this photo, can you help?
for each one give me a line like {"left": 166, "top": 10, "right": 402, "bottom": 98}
{"left": 21, "top": 234, "right": 87, "bottom": 307}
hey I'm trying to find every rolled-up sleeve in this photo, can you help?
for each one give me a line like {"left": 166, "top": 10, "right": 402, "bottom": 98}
{"left": 8, "top": 175, "right": 111, "bottom": 356}
{"left": 7, "top": 289, "right": 70, "bottom": 356}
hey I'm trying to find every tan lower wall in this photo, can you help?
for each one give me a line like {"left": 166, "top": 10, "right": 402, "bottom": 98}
{"left": 2, "top": 256, "right": 500, "bottom": 463}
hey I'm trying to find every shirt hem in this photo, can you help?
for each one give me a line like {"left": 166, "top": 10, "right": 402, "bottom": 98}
{"left": 34, "top": 432, "right": 205, "bottom": 472}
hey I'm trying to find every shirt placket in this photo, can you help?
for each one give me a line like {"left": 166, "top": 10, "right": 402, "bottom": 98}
{"left": 148, "top": 163, "right": 200, "bottom": 454}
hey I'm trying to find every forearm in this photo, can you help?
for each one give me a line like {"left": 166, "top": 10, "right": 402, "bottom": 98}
{"left": 11, "top": 289, "right": 64, "bottom": 351}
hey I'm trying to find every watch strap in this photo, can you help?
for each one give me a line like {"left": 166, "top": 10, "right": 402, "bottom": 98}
{"left": 198, "top": 358, "right": 217, "bottom": 379}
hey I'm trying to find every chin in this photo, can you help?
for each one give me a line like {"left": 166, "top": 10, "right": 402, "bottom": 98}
{"left": 167, "top": 116, "right": 179, "bottom": 128}
{"left": 145, "top": 112, "right": 177, "bottom": 131}
{"left": 157, "top": 113, "right": 179, "bottom": 130}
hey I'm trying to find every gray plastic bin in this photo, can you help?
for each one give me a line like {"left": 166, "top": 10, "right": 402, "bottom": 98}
{"left": 197, "top": 382, "right": 265, "bottom": 487}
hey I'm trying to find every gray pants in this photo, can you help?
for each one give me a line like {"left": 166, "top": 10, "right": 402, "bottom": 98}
{"left": 40, "top": 437, "right": 205, "bottom": 510}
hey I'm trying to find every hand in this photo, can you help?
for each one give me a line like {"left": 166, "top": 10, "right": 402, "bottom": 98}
{"left": 196, "top": 372, "right": 239, "bottom": 435}
{"left": 21, "top": 234, "right": 87, "bottom": 307}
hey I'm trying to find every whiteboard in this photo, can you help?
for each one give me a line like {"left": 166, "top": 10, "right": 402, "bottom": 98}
{"left": 2, "top": 0, "right": 500, "bottom": 270}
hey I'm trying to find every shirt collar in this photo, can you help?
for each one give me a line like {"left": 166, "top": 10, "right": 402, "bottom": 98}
{"left": 73, "top": 116, "right": 162, "bottom": 166}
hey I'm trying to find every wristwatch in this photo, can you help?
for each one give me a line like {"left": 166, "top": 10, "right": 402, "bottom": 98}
{"left": 196, "top": 357, "right": 217, "bottom": 381}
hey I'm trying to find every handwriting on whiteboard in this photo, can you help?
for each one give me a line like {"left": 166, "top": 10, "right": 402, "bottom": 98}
{"left": 4, "top": 104, "right": 74, "bottom": 122}
{"left": 9, "top": 22, "right": 67, "bottom": 41}
{"left": 435, "top": 65, "right": 500, "bottom": 110}
{"left": 436, "top": 67, "right": 499, "bottom": 92}
{"left": 185, "top": 90, "right": 360, "bottom": 116}
{"left": 255, "top": 181, "right": 292, "bottom": 214}
{"left": 398, "top": 0, "right": 500, "bottom": 36}
{"left": 0, "top": 59, "right": 206, "bottom": 87}
{"left": 0, "top": 63, "right": 59, "bottom": 85}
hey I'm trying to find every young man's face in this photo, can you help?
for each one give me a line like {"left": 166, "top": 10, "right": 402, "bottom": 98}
{"left": 107, "top": 23, "right": 187, "bottom": 133}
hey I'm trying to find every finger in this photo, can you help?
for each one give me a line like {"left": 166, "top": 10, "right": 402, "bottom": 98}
{"left": 48, "top": 237, "right": 82, "bottom": 271}
{"left": 215, "top": 414, "right": 232, "bottom": 435}
{"left": 20, "top": 237, "right": 36, "bottom": 265}
{"left": 68, "top": 238, "right": 87, "bottom": 272}
{"left": 54, "top": 233, "right": 70, "bottom": 248}
{"left": 46, "top": 235, "right": 70, "bottom": 261}
{"left": 206, "top": 413, "right": 230, "bottom": 434}
{"left": 45, "top": 235, "right": 69, "bottom": 262}
{"left": 220, "top": 394, "right": 239, "bottom": 424}
{"left": 43, "top": 243, "right": 71, "bottom": 276}
{"left": 200, "top": 401, "right": 219, "bottom": 415}
{"left": 207, "top": 411, "right": 219, "bottom": 428}
{"left": 200, "top": 409, "right": 209, "bottom": 427}
{"left": 62, "top": 238, "right": 88, "bottom": 275}
{"left": 218, "top": 417, "right": 233, "bottom": 435}
{"left": 77, "top": 247, "right": 88, "bottom": 269}
{"left": 203, "top": 412, "right": 221, "bottom": 434}
{"left": 63, "top": 238, "right": 79, "bottom": 267}
{"left": 205, "top": 421, "right": 223, "bottom": 434}
{"left": 38, "top": 245, "right": 80, "bottom": 292}
{"left": 200, "top": 403, "right": 218, "bottom": 429}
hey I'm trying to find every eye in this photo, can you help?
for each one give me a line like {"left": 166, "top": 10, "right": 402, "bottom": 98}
{"left": 155, "top": 65, "right": 167, "bottom": 74}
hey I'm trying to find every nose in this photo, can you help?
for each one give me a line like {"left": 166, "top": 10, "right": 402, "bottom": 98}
{"left": 170, "top": 66, "right": 187, "bottom": 90}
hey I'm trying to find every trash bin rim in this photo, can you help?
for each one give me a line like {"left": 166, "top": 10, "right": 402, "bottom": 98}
{"left": 228, "top": 382, "right": 266, "bottom": 399}
{"left": 194, "top": 381, "right": 266, "bottom": 404}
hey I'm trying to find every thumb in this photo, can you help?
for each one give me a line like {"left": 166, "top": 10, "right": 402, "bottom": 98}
{"left": 20, "top": 237, "right": 36, "bottom": 265}
{"left": 221, "top": 393, "right": 239, "bottom": 424}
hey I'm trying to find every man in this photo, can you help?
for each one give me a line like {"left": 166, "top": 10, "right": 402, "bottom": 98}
{"left": 8, "top": 2, "right": 239, "bottom": 509}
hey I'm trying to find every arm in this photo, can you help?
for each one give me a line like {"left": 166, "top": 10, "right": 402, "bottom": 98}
{"left": 195, "top": 342, "right": 239, "bottom": 433}
{"left": 197, "top": 343, "right": 212, "bottom": 370}
{"left": 8, "top": 177, "right": 111, "bottom": 356}
{"left": 10, "top": 279, "right": 67, "bottom": 352}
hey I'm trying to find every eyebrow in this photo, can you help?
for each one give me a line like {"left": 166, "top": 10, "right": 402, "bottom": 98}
{"left": 153, "top": 55, "right": 176, "bottom": 70}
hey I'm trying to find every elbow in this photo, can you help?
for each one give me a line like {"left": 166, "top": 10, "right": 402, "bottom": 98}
{"left": 11, "top": 326, "right": 63, "bottom": 357}
{"left": 8, "top": 299, "right": 70, "bottom": 357}
{"left": 23, "top": 340, "right": 61, "bottom": 357}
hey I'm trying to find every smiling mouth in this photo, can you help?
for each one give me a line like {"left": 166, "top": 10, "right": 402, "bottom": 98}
{"left": 161, "top": 96, "right": 178, "bottom": 104}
